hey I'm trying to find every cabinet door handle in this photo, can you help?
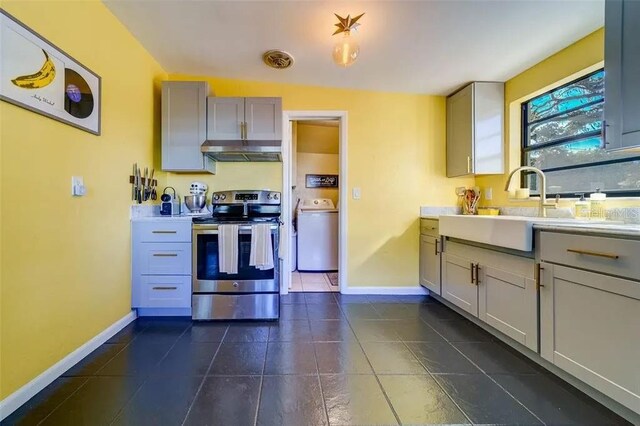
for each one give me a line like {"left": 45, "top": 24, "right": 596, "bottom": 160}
{"left": 601, "top": 120, "right": 608, "bottom": 148}
{"left": 152, "top": 286, "right": 178, "bottom": 291}
{"left": 467, "top": 156, "right": 471, "bottom": 174}
{"left": 152, "top": 230, "right": 177, "bottom": 234}
{"left": 474, "top": 263, "right": 480, "bottom": 285}
{"left": 470, "top": 262, "right": 475, "bottom": 284}
{"left": 535, "top": 264, "right": 545, "bottom": 290}
{"left": 153, "top": 253, "right": 178, "bottom": 257}
{"left": 566, "top": 249, "right": 619, "bottom": 260}
{"left": 434, "top": 239, "right": 439, "bottom": 256}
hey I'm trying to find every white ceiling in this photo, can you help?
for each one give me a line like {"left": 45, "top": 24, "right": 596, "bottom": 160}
{"left": 104, "top": 0, "right": 604, "bottom": 95}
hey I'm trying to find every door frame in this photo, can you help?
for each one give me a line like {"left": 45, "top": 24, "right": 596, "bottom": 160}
{"left": 281, "top": 111, "right": 348, "bottom": 294}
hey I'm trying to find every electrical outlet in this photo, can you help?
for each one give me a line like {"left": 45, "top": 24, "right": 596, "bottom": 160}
{"left": 485, "top": 187, "right": 493, "bottom": 200}
{"left": 352, "top": 187, "right": 361, "bottom": 200}
{"left": 71, "top": 176, "right": 86, "bottom": 196}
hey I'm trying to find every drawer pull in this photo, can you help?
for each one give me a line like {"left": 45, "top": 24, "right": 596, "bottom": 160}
{"left": 470, "top": 262, "right": 475, "bottom": 284}
{"left": 152, "top": 286, "right": 178, "bottom": 290}
{"left": 151, "top": 230, "right": 177, "bottom": 234}
{"left": 434, "top": 239, "right": 440, "bottom": 256}
{"left": 566, "top": 249, "right": 619, "bottom": 260}
{"left": 152, "top": 253, "right": 178, "bottom": 257}
{"left": 535, "top": 264, "right": 545, "bottom": 290}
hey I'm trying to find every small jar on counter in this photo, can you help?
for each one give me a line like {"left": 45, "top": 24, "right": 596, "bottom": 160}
{"left": 589, "top": 189, "right": 607, "bottom": 220}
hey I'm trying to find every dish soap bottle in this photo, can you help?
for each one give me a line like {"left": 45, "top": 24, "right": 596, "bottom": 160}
{"left": 589, "top": 188, "right": 607, "bottom": 220}
{"left": 574, "top": 193, "right": 590, "bottom": 219}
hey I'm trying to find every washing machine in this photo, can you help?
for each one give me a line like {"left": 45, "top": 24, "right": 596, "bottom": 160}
{"left": 297, "top": 199, "right": 338, "bottom": 271}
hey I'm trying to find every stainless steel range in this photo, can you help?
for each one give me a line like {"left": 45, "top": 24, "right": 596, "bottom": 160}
{"left": 191, "top": 190, "right": 281, "bottom": 320}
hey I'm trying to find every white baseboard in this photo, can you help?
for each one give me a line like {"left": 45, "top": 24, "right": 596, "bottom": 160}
{"left": 0, "top": 310, "right": 137, "bottom": 421}
{"left": 342, "top": 285, "right": 428, "bottom": 295}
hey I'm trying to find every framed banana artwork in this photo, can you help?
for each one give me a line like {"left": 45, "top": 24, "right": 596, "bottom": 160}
{"left": 0, "top": 9, "right": 101, "bottom": 135}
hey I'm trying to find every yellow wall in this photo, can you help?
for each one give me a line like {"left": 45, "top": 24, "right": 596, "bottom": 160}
{"left": 477, "top": 29, "right": 609, "bottom": 207}
{"left": 0, "top": 1, "right": 166, "bottom": 399}
{"left": 167, "top": 74, "right": 474, "bottom": 286}
{"left": 297, "top": 123, "right": 339, "bottom": 154}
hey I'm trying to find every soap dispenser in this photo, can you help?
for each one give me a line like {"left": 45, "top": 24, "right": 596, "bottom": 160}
{"left": 589, "top": 188, "right": 607, "bottom": 220}
{"left": 574, "top": 193, "right": 590, "bottom": 219}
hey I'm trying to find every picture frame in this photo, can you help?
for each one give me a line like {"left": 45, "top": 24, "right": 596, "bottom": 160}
{"left": 305, "top": 174, "right": 339, "bottom": 188}
{"left": 0, "top": 9, "right": 101, "bottom": 135}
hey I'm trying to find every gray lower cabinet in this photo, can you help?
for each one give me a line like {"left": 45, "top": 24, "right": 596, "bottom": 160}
{"left": 207, "top": 97, "right": 282, "bottom": 141}
{"left": 605, "top": 0, "right": 640, "bottom": 151}
{"left": 419, "top": 235, "right": 441, "bottom": 295}
{"left": 540, "top": 262, "right": 640, "bottom": 413}
{"left": 442, "top": 252, "right": 478, "bottom": 316}
{"left": 478, "top": 265, "right": 537, "bottom": 352}
{"left": 161, "top": 81, "right": 216, "bottom": 173}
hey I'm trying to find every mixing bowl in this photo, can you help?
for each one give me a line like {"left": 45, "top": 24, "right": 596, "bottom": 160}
{"left": 185, "top": 194, "right": 206, "bottom": 212}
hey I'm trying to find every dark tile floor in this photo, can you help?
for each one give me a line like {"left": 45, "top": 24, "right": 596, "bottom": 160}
{"left": 3, "top": 294, "right": 630, "bottom": 426}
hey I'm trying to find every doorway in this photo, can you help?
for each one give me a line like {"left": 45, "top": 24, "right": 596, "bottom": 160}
{"left": 281, "top": 112, "right": 348, "bottom": 295}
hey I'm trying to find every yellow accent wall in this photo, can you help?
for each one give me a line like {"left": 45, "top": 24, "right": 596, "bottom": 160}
{"left": 477, "top": 29, "right": 614, "bottom": 207}
{"left": 0, "top": 0, "right": 166, "bottom": 399}
{"left": 167, "top": 74, "right": 474, "bottom": 286}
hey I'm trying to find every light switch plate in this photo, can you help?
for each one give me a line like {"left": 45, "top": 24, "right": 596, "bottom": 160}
{"left": 352, "top": 187, "right": 361, "bottom": 200}
{"left": 485, "top": 187, "right": 493, "bottom": 200}
{"left": 71, "top": 176, "right": 86, "bottom": 196}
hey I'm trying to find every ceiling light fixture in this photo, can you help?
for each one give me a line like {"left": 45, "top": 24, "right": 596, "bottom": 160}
{"left": 332, "top": 13, "right": 364, "bottom": 68}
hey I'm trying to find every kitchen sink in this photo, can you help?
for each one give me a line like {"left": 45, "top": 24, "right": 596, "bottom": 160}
{"left": 438, "top": 215, "right": 584, "bottom": 251}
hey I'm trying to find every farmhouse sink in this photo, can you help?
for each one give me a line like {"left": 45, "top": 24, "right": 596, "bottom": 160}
{"left": 438, "top": 215, "right": 580, "bottom": 251}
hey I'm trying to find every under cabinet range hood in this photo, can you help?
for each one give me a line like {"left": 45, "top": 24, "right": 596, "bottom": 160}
{"left": 200, "top": 141, "right": 282, "bottom": 162}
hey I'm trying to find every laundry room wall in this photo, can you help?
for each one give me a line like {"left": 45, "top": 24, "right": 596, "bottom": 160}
{"left": 295, "top": 123, "right": 339, "bottom": 207}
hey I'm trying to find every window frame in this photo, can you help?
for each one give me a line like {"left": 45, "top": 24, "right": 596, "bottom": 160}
{"left": 520, "top": 68, "right": 640, "bottom": 198}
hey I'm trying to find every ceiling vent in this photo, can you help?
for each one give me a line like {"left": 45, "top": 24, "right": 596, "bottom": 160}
{"left": 262, "top": 50, "right": 294, "bottom": 69}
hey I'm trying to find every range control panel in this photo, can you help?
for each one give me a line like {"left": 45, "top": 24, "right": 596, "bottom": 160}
{"left": 211, "top": 190, "right": 280, "bottom": 205}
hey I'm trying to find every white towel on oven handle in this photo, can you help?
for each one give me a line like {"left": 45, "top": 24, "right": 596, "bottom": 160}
{"left": 218, "top": 224, "right": 239, "bottom": 274}
{"left": 250, "top": 223, "right": 274, "bottom": 270}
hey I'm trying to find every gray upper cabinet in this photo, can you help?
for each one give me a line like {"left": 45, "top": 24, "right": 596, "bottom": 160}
{"left": 605, "top": 0, "right": 640, "bottom": 151}
{"left": 446, "top": 82, "right": 504, "bottom": 177}
{"left": 207, "top": 97, "right": 282, "bottom": 142}
{"left": 161, "top": 81, "right": 216, "bottom": 173}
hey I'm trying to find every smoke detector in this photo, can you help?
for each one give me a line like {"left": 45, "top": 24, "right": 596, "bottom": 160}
{"left": 262, "top": 50, "right": 294, "bottom": 69}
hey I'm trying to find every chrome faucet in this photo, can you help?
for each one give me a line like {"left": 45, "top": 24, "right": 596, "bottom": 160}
{"left": 504, "top": 166, "right": 558, "bottom": 217}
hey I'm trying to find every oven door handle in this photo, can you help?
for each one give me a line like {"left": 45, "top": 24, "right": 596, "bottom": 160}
{"left": 193, "top": 226, "right": 278, "bottom": 234}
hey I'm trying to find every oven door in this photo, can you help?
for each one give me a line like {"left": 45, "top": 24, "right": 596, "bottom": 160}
{"left": 192, "top": 225, "right": 279, "bottom": 293}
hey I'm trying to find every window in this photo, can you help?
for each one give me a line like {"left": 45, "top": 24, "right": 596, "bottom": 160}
{"left": 521, "top": 69, "right": 640, "bottom": 197}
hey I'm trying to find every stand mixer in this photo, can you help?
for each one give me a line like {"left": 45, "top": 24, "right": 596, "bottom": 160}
{"left": 184, "top": 181, "right": 209, "bottom": 214}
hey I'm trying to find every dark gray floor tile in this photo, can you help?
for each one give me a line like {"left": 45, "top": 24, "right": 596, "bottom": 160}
{"left": 304, "top": 292, "right": 337, "bottom": 304}
{"left": 112, "top": 376, "right": 202, "bottom": 426}
{"left": 183, "top": 376, "right": 261, "bottom": 426}
{"left": 370, "top": 303, "right": 421, "bottom": 319}
{"left": 306, "top": 303, "right": 343, "bottom": 319}
{"left": 434, "top": 374, "right": 542, "bottom": 425}
{"left": 40, "top": 376, "right": 144, "bottom": 426}
{"left": 309, "top": 320, "right": 356, "bottom": 342}
{"left": 379, "top": 375, "right": 470, "bottom": 425}
{"left": 389, "top": 319, "right": 446, "bottom": 342}
{"left": 321, "top": 375, "right": 398, "bottom": 425}
{"left": 454, "top": 341, "right": 541, "bottom": 374}
{"left": 394, "top": 295, "right": 432, "bottom": 304}
{"left": 280, "top": 304, "right": 308, "bottom": 320}
{"left": 349, "top": 319, "right": 401, "bottom": 342}
{"left": 2, "top": 377, "right": 88, "bottom": 426}
{"left": 341, "top": 304, "right": 381, "bottom": 320}
{"left": 209, "top": 342, "right": 267, "bottom": 375}
{"left": 367, "top": 295, "right": 401, "bottom": 303}
{"left": 268, "top": 320, "right": 313, "bottom": 342}
{"left": 419, "top": 302, "right": 464, "bottom": 322}
{"left": 181, "top": 322, "right": 228, "bottom": 342}
{"left": 96, "top": 341, "right": 171, "bottom": 377}
{"left": 257, "top": 376, "right": 328, "bottom": 426}
{"left": 280, "top": 293, "right": 306, "bottom": 304}
{"left": 134, "top": 318, "right": 191, "bottom": 344}
{"left": 407, "top": 342, "right": 481, "bottom": 374}
{"left": 224, "top": 323, "right": 270, "bottom": 342}
{"left": 315, "top": 342, "right": 373, "bottom": 374}
{"left": 361, "top": 342, "right": 426, "bottom": 374}
{"left": 150, "top": 341, "right": 219, "bottom": 376}
{"left": 106, "top": 322, "right": 147, "bottom": 344}
{"left": 265, "top": 342, "right": 317, "bottom": 374}
{"left": 492, "top": 374, "right": 632, "bottom": 426}
{"left": 334, "top": 294, "right": 371, "bottom": 304}
{"left": 63, "top": 344, "right": 125, "bottom": 377}
{"left": 428, "top": 318, "right": 495, "bottom": 342}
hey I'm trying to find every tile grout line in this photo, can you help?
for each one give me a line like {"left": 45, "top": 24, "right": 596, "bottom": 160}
{"left": 306, "top": 296, "right": 331, "bottom": 426}
{"left": 36, "top": 321, "right": 156, "bottom": 426}
{"left": 180, "top": 325, "right": 229, "bottom": 426}
{"left": 253, "top": 321, "right": 271, "bottom": 426}
{"left": 416, "top": 312, "right": 546, "bottom": 425}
